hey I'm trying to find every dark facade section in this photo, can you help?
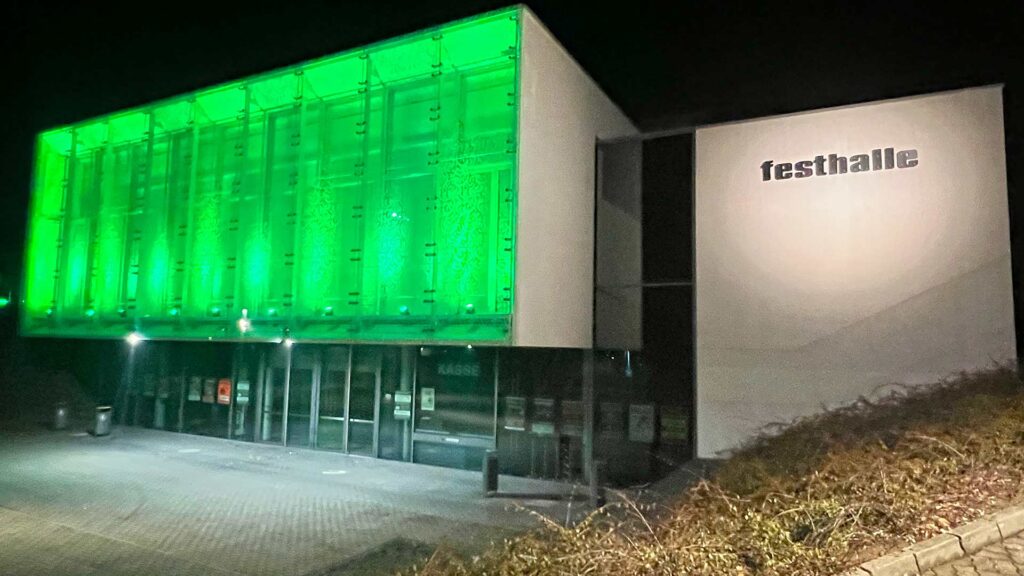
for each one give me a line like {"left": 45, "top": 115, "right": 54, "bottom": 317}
{"left": 643, "top": 134, "right": 693, "bottom": 284}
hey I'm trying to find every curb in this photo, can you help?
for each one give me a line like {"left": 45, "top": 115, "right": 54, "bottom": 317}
{"left": 837, "top": 505, "right": 1024, "bottom": 576}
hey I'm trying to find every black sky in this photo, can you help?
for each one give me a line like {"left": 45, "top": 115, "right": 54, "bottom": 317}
{"left": 3, "top": 0, "right": 1023, "bottom": 289}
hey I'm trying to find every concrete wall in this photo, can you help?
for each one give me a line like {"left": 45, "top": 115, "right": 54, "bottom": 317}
{"left": 514, "top": 8, "right": 639, "bottom": 348}
{"left": 695, "top": 86, "right": 1016, "bottom": 457}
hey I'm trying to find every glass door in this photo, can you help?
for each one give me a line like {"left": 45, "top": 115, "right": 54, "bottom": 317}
{"left": 229, "top": 344, "right": 263, "bottom": 442}
{"left": 259, "top": 346, "right": 288, "bottom": 444}
{"left": 378, "top": 347, "right": 411, "bottom": 461}
{"left": 347, "top": 346, "right": 381, "bottom": 457}
{"left": 316, "top": 346, "right": 350, "bottom": 451}
{"left": 286, "top": 346, "right": 315, "bottom": 447}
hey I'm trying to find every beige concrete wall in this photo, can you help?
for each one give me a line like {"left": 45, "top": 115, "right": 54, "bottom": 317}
{"left": 695, "top": 86, "right": 1016, "bottom": 457}
{"left": 514, "top": 8, "right": 638, "bottom": 348}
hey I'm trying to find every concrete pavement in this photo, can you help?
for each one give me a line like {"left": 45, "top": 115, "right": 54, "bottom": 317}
{"left": 0, "top": 424, "right": 582, "bottom": 576}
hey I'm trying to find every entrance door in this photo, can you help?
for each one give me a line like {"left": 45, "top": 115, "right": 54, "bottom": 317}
{"left": 286, "top": 346, "right": 316, "bottom": 447}
{"left": 229, "top": 344, "right": 263, "bottom": 442}
{"left": 259, "top": 346, "right": 288, "bottom": 444}
{"left": 347, "top": 347, "right": 381, "bottom": 457}
{"left": 316, "top": 346, "right": 350, "bottom": 451}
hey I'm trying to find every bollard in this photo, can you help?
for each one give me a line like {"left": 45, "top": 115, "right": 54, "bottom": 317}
{"left": 92, "top": 406, "right": 112, "bottom": 437}
{"left": 53, "top": 401, "right": 69, "bottom": 431}
{"left": 590, "top": 459, "right": 607, "bottom": 508}
{"left": 482, "top": 449, "right": 499, "bottom": 496}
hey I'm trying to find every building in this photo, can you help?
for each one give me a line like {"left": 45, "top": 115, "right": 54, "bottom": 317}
{"left": 20, "top": 6, "right": 1015, "bottom": 480}
{"left": 21, "top": 6, "right": 676, "bottom": 482}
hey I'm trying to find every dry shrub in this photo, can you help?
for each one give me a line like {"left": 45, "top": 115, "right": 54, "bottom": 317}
{"left": 401, "top": 367, "right": 1024, "bottom": 575}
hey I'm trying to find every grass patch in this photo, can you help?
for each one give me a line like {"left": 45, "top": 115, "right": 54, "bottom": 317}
{"left": 406, "top": 367, "right": 1024, "bottom": 575}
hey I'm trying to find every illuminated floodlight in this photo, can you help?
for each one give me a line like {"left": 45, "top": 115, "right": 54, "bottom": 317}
{"left": 399, "top": 305, "right": 410, "bottom": 316}
{"left": 238, "top": 308, "right": 252, "bottom": 333}
{"left": 0, "top": 296, "right": 9, "bottom": 308}
{"left": 467, "top": 344, "right": 473, "bottom": 350}
{"left": 126, "top": 332, "right": 143, "bottom": 347}
{"left": 84, "top": 308, "right": 95, "bottom": 318}
{"left": 283, "top": 338, "right": 295, "bottom": 348}
{"left": 464, "top": 303, "right": 475, "bottom": 314}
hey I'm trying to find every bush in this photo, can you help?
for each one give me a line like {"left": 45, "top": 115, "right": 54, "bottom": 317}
{"left": 405, "top": 367, "right": 1024, "bottom": 575}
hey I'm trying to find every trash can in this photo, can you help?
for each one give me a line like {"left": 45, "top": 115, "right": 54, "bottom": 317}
{"left": 482, "top": 449, "right": 499, "bottom": 496}
{"left": 53, "top": 401, "right": 69, "bottom": 431}
{"left": 92, "top": 406, "right": 112, "bottom": 437}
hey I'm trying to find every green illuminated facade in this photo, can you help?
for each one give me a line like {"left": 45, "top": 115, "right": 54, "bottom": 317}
{"left": 24, "top": 8, "right": 519, "bottom": 343}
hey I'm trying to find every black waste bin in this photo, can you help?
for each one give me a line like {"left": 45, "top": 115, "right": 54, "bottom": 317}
{"left": 92, "top": 406, "right": 112, "bottom": 437}
{"left": 53, "top": 401, "right": 69, "bottom": 431}
{"left": 482, "top": 449, "right": 499, "bottom": 495}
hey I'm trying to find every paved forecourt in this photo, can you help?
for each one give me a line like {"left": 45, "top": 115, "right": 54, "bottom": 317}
{"left": 0, "top": 425, "right": 576, "bottom": 576}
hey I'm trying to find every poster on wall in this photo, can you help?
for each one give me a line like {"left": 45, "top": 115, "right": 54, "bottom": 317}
{"left": 202, "top": 378, "right": 216, "bottom": 404}
{"left": 503, "top": 396, "right": 527, "bottom": 431}
{"left": 561, "top": 400, "right": 583, "bottom": 437}
{"left": 660, "top": 407, "right": 689, "bottom": 445}
{"left": 599, "top": 402, "right": 624, "bottom": 440}
{"left": 188, "top": 377, "right": 202, "bottom": 402}
{"left": 628, "top": 404, "right": 656, "bottom": 443}
{"left": 531, "top": 398, "right": 555, "bottom": 436}
{"left": 217, "top": 379, "right": 232, "bottom": 405}
{"left": 695, "top": 86, "right": 1017, "bottom": 458}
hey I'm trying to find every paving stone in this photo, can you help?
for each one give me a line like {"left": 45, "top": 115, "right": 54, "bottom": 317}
{"left": 950, "top": 519, "right": 1005, "bottom": 554}
{"left": 992, "top": 508, "right": 1024, "bottom": 541}
{"left": 922, "top": 533, "right": 1024, "bottom": 576}
{"left": 911, "top": 533, "right": 966, "bottom": 570}
{"left": 0, "top": 426, "right": 577, "bottom": 576}
{"left": 860, "top": 551, "right": 920, "bottom": 576}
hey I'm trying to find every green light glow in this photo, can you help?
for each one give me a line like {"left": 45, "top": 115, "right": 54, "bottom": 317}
{"left": 23, "top": 7, "right": 519, "bottom": 343}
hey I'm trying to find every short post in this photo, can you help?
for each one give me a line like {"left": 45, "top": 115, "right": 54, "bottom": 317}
{"left": 483, "top": 449, "right": 499, "bottom": 496}
{"left": 590, "top": 459, "right": 607, "bottom": 508}
{"left": 53, "top": 401, "right": 69, "bottom": 431}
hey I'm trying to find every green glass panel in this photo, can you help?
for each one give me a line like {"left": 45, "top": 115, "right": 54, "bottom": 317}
{"left": 22, "top": 7, "right": 520, "bottom": 343}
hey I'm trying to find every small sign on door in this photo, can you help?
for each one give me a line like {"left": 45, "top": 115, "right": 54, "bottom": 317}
{"left": 420, "top": 387, "right": 435, "bottom": 411}
{"left": 394, "top": 391, "right": 412, "bottom": 419}
{"left": 236, "top": 381, "right": 250, "bottom": 405}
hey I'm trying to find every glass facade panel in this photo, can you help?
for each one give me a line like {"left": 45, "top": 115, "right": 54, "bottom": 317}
{"left": 23, "top": 8, "right": 520, "bottom": 344}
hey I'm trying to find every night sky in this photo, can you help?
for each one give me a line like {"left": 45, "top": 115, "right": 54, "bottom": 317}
{"left": 4, "top": 0, "right": 1023, "bottom": 302}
